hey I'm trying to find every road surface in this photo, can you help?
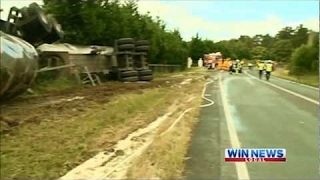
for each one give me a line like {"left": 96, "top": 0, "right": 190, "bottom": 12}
{"left": 184, "top": 69, "right": 319, "bottom": 179}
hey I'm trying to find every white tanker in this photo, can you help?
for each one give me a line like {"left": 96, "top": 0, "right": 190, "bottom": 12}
{"left": 0, "top": 3, "right": 63, "bottom": 100}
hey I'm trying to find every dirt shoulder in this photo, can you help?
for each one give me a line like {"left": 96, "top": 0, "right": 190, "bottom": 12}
{"left": 0, "top": 68, "right": 209, "bottom": 179}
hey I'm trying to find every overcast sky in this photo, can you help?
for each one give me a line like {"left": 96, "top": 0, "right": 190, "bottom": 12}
{"left": 1, "top": 0, "right": 319, "bottom": 41}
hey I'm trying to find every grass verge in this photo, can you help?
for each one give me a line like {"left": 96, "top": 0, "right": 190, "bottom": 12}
{"left": 23, "top": 76, "right": 80, "bottom": 97}
{"left": 126, "top": 81, "right": 203, "bottom": 179}
{"left": 273, "top": 68, "right": 318, "bottom": 87}
{"left": 0, "top": 87, "right": 179, "bottom": 179}
{"left": 0, "top": 71, "right": 209, "bottom": 179}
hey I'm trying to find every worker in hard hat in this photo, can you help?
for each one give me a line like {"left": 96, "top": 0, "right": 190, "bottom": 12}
{"left": 234, "top": 59, "right": 240, "bottom": 74}
{"left": 265, "top": 60, "right": 273, "bottom": 81}
{"left": 229, "top": 60, "right": 234, "bottom": 74}
{"left": 257, "top": 60, "right": 265, "bottom": 79}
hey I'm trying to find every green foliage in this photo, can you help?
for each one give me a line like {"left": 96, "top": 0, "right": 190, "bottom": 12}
{"left": 42, "top": 0, "right": 189, "bottom": 66}
{"left": 42, "top": 1, "right": 318, "bottom": 73}
{"left": 290, "top": 45, "right": 318, "bottom": 74}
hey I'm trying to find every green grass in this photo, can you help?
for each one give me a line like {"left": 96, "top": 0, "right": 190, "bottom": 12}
{"left": 127, "top": 81, "right": 203, "bottom": 179}
{"left": 22, "top": 76, "right": 80, "bottom": 98}
{"left": 0, "top": 87, "right": 180, "bottom": 179}
{"left": 35, "top": 77, "right": 79, "bottom": 92}
{"left": 273, "top": 68, "right": 319, "bottom": 87}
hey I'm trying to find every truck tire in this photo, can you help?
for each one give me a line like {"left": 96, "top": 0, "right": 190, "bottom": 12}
{"left": 139, "top": 75, "right": 153, "bottom": 81}
{"left": 27, "top": 3, "right": 51, "bottom": 31}
{"left": 16, "top": 10, "right": 51, "bottom": 44}
{"left": 118, "top": 44, "right": 135, "bottom": 51}
{"left": 117, "top": 38, "right": 134, "bottom": 45}
{"left": 43, "top": 15, "right": 64, "bottom": 43}
{"left": 135, "top": 40, "right": 150, "bottom": 46}
{"left": 119, "top": 70, "right": 138, "bottom": 78}
{"left": 135, "top": 45, "right": 149, "bottom": 52}
{"left": 20, "top": 7, "right": 30, "bottom": 20}
{"left": 28, "top": 3, "right": 42, "bottom": 14}
{"left": 120, "top": 76, "right": 138, "bottom": 82}
{"left": 138, "top": 69, "right": 152, "bottom": 76}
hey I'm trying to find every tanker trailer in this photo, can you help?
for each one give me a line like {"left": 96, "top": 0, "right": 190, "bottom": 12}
{"left": 0, "top": 3, "right": 63, "bottom": 100}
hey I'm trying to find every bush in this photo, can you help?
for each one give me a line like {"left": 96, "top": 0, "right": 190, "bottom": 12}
{"left": 289, "top": 44, "right": 318, "bottom": 75}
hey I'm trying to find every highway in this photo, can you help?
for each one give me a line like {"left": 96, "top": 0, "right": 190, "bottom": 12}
{"left": 184, "top": 69, "right": 319, "bottom": 179}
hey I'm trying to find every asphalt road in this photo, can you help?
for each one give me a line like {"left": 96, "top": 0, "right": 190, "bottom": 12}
{"left": 184, "top": 69, "right": 319, "bottom": 179}
{"left": 247, "top": 69, "right": 319, "bottom": 101}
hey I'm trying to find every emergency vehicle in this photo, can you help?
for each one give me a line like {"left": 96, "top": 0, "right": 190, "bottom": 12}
{"left": 204, "top": 52, "right": 222, "bottom": 69}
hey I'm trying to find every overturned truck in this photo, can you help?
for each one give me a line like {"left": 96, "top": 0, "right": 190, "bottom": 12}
{"left": 0, "top": 3, "right": 64, "bottom": 100}
{"left": 37, "top": 38, "right": 153, "bottom": 84}
{"left": 0, "top": 3, "right": 153, "bottom": 100}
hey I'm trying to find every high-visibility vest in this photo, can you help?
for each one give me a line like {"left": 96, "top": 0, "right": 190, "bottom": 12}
{"left": 258, "top": 63, "right": 264, "bottom": 70}
{"left": 266, "top": 64, "right": 273, "bottom": 72}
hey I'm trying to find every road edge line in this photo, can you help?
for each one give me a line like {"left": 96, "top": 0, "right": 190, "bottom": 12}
{"left": 219, "top": 73, "right": 250, "bottom": 180}
{"left": 245, "top": 71, "right": 319, "bottom": 105}
{"left": 272, "top": 75, "right": 319, "bottom": 90}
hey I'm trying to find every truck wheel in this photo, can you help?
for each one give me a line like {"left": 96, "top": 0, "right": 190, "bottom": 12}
{"left": 16, "top": 11, "right": 52, "bottom": 44}
{"left": 28, "top": 3, "right": 42, "bottom": 14}
{"left": 139, "top": 75, "right": 153, "bottom": 81}
{"left": 27, "top": 4, "right": 51, "bottom": 31}
{"left": 117, "top": 38, "right": 134, "bottom": 45}
{"left": 119, "top": 70, "right": 138, "bottom": 78}
{"left": 135, "top": 40, "right": 150, "bottom": 46}
{"left": 135, "top": 45, "right": 149, "bottom": 52}
{"left": 20, "top": 7, "right": 30, "bottom": 20}
{"left": 138, "top": 69, "right": 152, "bottom": 76}
{"left": 120, "top": 76, "right": 138, "bottom": 82}
{"left": 118, "top": 44, "right": 135, "bottom": 51}
{"left": 42, "top": 15, "right": 64, "bottom": 43}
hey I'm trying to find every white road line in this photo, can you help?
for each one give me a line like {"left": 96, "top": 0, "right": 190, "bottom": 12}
{"left": 247, "top": 70, "right": 319, "bottom": 90}
{"left": 245, "top": 72, "right": 319, "bottom": 105}
{"left": 219, "top": 73, "right": 250, "bottom": 180}
{"left": 272, "top": 75, "right": 319, "bottom": 90}
{"left": 200, "top": 80, "right": 215, "bottom": 108}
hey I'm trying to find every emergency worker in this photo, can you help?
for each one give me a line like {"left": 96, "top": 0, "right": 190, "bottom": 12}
{"left": 229, "top": 61, "right": 234, "bottom": 74}
{"left": 265, "top": 60, "right": 273, "bottom": 81}
{"left": 235, "top": 59, "right": 240, "bottom": 74}
{"left": 257, "top": 60, "right": 265, "bottom": 79}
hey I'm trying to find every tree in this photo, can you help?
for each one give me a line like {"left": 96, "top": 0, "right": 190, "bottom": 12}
{"left": 189, "top": 33, "right": 206, "bottom": 61}
{"left": 292, "top": 24, "right": 309, "bottom": 48}
{"left": 270, "top": 40, "right": 293, "bottom": 62}
{"left": 42, "top": 0, "right": 190, "bottom": 66}
{"left": 250, "top": 46, "right": 268, "bottom": 60}
{"left": 260, "top": 34, "right": 274, "bottom": 49}
{"left": 275, "top": 27, "right": 295, "bottom": 40}
{"left": 290, "top": 44, "right": 318, "bottom": 74}
{"left": 41, "top": 1, "right": 319, "bottom": 73}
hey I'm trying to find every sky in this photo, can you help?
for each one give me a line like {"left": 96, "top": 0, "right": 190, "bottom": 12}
{"left": 1, "top": 0, "right": 319, "bottom": 41}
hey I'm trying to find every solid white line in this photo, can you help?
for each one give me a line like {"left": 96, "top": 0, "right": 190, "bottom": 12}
{"left": 245, "top": 72, "right": 319, "bottom": 105}
{"left": 219, "top": 73, "right": 250, "bottom": 180}
{"left": 272, "top": 75, "right": 319, "bottom": 90}
{"left": 200, "top": 80, "right": 215, "bottom": 108}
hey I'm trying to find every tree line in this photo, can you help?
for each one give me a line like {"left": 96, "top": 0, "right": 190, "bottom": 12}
{"left": 43, "top": 0, "right": 319, "bottom": 74}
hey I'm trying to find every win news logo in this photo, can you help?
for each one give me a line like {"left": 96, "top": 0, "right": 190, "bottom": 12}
{"left": 225, "top": 148, "right": 286, "bottom": 162}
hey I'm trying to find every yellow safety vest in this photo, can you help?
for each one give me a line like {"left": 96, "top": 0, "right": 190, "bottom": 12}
{"left": 266, "top": 64, "right": 273, "bottom": 72}
{"left": 258, "top": 63, "right": 264, "bottom": 70}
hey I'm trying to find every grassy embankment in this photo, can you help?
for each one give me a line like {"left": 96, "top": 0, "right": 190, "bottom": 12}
{"left": 1, "top": 67, "right": 208, "bottom": 179}
{"left": 273, "top": 68, "right": 318, "bottom": 87}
